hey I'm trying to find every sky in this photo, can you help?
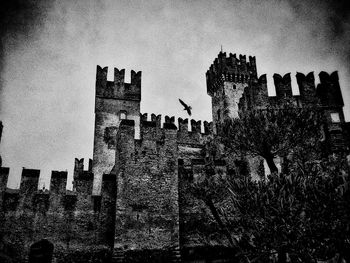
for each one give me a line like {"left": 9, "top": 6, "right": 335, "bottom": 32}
{"left": 0, "top": 0, "right": 349, "bottom": 189}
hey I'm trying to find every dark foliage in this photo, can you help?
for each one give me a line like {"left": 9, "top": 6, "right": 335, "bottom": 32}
{"left": 189, "top": 107, "right": 350, "bottom": 262}
{"left": 222, "top": 107, "right": 326, "bottom": 173}
{"left": 228, "top": 155, "right": 350, "bottom": 262}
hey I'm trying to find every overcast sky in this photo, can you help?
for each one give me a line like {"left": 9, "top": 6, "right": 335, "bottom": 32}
{"left": 0, "top": 0, "right": 349, "bottom": 189}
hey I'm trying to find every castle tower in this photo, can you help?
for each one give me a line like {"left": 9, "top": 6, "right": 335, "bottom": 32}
{"left": 92, "top": 66, "right": 141, "bottom": 195}
{"left": 206, "top": 52, "right": 257, "bottom": 133}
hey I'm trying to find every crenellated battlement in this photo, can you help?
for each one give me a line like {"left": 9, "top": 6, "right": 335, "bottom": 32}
{"left": 0, "top": 168, "right": 64, "bottom": 212}
{"left": 206, "top": 51, "right": 257, "bottom": 96}
{"left": 316, "top": 71, "right": 344, "bottom": 107}
{"left": 74, "top": 158, "right": 92, "bottom": 178}
{"left": 0, "top": 157, "right": 95, "bottom": 198}
{"left": 140, "top": 113, "right": 162, "bottom": 128}
{"left": 164, "top": 115, "right": 177, "bottom": 130}
{"left": 205, "top": 52, "right": 345, "bottom": 118}
{"left": 139, "top": 113, "right": 213, "bottom": 137}
{"left": 114, "top": 114, "right": 213, "bottom": 157}
{"left": 238, "top": 75, "right": 269, "bottom": 112}
{"left": 273, "top": 73, "right": 292, "bottom": 96}
{"left": 238, "top": 70, "right": 344, "bottom": 112}
{"left": 73, "top": 158, "right": 94, "bottom": 194}
{"left": 95, "top": 65, "right": 141, "bottom": 101}
{"left": 0, "top": 162, "right": 115, "bottom": 213}
{"left": 270, "top": 73, "right": 296, "bottom": 106}
{"left": 296, "top": 72, "right": 318, "bottom": 106}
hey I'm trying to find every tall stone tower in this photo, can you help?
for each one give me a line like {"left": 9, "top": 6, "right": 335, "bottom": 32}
{"left": 92, "top": 66, "right": 141, "bottom": 195}
{"left": 206, "top": 51, "right": 257, "bottom": 133}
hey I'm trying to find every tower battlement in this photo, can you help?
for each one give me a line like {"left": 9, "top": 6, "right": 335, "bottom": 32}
{"left": 317, "top": 71, "right": 343, "bottom": 107}
{"left": 238, "top": 70, "right": 344, "bottom": 111}
{"left": 96, "top": 65, "right": 141, "bottom": 101}
{"left": 296, "top": 72, "right": 318, "bottom": 106}
{"left": 206, "top": 52, "right": 257, "bottom": 96}
{"left": 139, "top": 113, "right": 212, "bottom": 136}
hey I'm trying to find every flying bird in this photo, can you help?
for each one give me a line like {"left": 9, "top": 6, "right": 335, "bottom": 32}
{"left": 179, "top": 99, "right": 192, "bottom": 116}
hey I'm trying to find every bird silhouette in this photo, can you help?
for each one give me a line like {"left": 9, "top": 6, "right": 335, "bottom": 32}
{"left": 179, "top": 99, "right": 192, "bottom": 116}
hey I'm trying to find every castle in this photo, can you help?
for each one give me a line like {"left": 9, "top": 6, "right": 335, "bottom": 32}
{"left": 0, "top": 51, "right": 349, "bottom": 262}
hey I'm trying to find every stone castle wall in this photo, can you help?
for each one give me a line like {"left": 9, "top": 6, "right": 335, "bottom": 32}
{"left": 0, "top": 162, "right": 114, "bottom": 262}
{"left": 114, "top": 115, "right": 214, "bottom": 250}
{"left": 0, "top": 113, "right": 215, "bottom": 262}
{"left": 0, "top": 51, "right": 348, "bottom": 262}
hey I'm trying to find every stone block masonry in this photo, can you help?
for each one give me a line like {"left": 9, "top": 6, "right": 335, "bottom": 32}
{"left": 0, "top": 164, "right": 114, "bottom": 262}
{"left": 0, "top": 51, "right": 349, "bottom": 262}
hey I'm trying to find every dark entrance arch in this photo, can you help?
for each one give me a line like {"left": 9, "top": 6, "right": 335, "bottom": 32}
{"left": 29, "top": 239, "right": 54, "bottom": 263}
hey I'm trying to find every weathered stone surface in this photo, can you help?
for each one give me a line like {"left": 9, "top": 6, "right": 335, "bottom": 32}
{"left": 0, "top": 52, "right": 348, "bottom": 262}
{"left": 92, "top": 66, "right": 141, "bottom": 196}
{"left": 114, "top": 122, "right": 180, "bottom": 251}
{"left": 0, "top": 167, "right": 113, "bottom": 262}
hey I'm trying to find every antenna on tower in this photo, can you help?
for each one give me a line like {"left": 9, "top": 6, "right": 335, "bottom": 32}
{"left": 221, "top": 45, "right": 223, "bottom": 53}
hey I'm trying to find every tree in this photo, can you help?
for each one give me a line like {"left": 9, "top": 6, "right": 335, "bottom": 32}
{"left": 222, "top": 107, "right": 326, "bottom": 173}
{"left": 187, "top": 136, "right": 249, "bottom": 261}
{"left": 190, "top": 141, "right": 350, "bottom": 262}
{"left": 186, "top": 107, "right": 350, "bottom": 262}
{"left": 228, "top": 154, "right": 350, "bottom": 262}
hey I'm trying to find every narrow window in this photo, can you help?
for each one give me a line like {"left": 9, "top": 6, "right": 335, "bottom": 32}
{"left": 119, "top": 110, "right": 127, "bottom": 120}
{"left": 330, "top": 112, "right": 340, "bottom": 123}
{"left": 217, "top": 109, "right": 221, "bottom": 122}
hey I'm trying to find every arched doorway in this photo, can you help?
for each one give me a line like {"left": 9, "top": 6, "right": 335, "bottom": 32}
{"left": 29, "top": 239, "right": 54, "bottom": 263}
